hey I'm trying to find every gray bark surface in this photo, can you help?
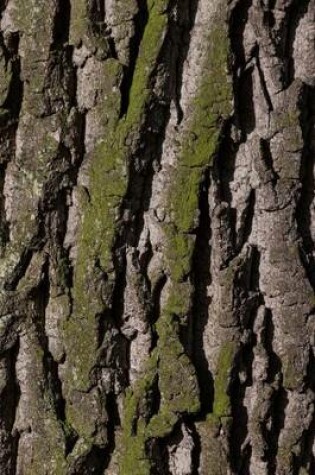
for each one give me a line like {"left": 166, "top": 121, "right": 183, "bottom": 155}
{"left": 0, "top": 0, "right": 314, "bottom": 473}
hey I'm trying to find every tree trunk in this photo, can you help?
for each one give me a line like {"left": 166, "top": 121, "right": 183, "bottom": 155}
{"left": 0, "top": 0, "right": 314, "bottom": 473}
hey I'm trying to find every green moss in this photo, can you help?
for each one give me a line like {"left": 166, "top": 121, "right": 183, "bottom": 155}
{"left": 119, "top": 354, "right": 158, "bottom": 474}
{"left": 66, "top": 438, "right": 92, "bottom": 470}
{"left": 205, "top": 413, "right": 221, "bottom": 430}
{"left": 196, "top": 415, "right": 235, "bottom": 475}
{"left": 165, "top": 229, "right": 195, "bottom": 282}
{"left": 65, "top": 394, "right": 96, "bottom": 445}
{"left": 69, "top": 0, "right": 88, "bottom": 45}
{"left": 120, "top": 419, "right": 150, "bottom": 475}
{"left": 14, "top": 0, "right": 52, "bottom": 34}
{"left": 62, "top": 61, "right": 121, "bottom": 397}
{"left": 213, "top": 341, "right": 237, "bottom": 417}
{"left": 275, "top": 108, "right": 299, "bottom": 130}
{"left": 156, "top": 315, "right": 199, "bottom": 415}
{"left": 67, "top": 1, "right": 170, "bottom": 399}
{"left": 68, "top": 0, "right": 232, "bottom": 457}
{"left": 163, "top": 281, "right": 191, "bottom": 319}
{"left": 119, "top": 287, "right": 199, "bottom": 465}
{"left": 146, "top": 409, "right": 178, "bottom": 439}
{"left": 282, "top": 348, "right": 305, "bottom": 390}
{"left": 145, "top": 317, "right": 199, "bottom": 439}
{"left": 173, "top": 19, "right": 232, "bottom": 225}
{"left": 146, "top": 1, "right": 233, "bottom": 441}
{"left": 63, "top": 301, "right": 101, "bottom": 391}
{"left": 119, "top": 312, "right": 200, "bottom": 464}
{"left": 66, "top": 5, "right": 170, "bottom": 446}
{"left": 126, "top": 0, "right": 170, "bottom": 127}
{"left": 166, "top": 9, "right": 232, "bottom": 282}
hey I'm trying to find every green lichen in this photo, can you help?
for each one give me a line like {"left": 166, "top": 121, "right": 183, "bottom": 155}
{"left": 196, "top": 415, "right": 229, "bottom": 475}
{"left": 213, "top": 341, "right": 237, "bottom": 418}
{"left": 69, "top": 0, "right": 88, "bottom": 45}
{"left": 164, "top": 230, "right": 195, "bottom": 283}
{"left": 66, "top": 1, "right": 170, "bottom": 444}
{"left": 166, "top": 8, "right": 233, "bottom": 282}
{"left": 146, "top": 314, "right": 200, "bottom": 439}
{"left": 121, "top": 416, "right": 149, "bottom": 475}
{"left": 73, "top": 0, "right": 170, "bottom": 280}
{"left": 148, "top": 1, "right": 233, "bottom": 441}
{"left": 119, "top": 353, "right": 158, "bottom": 475}
{"left": 126, "top": 0, "right": 169, "bottom": 127}
{"left": 69, "top": 0, "right": 110, "bottom": 53}
{"left": 68, "top": 0, "right": 233, "bottom": 461}
{"left": 282, "top": 347, "right": 305, "bottom": 390}
{"left": 162, "top": 280, "right": 192, "bottom": 318}
{"left": 65, "top": 390, "right": 104, "bottom": 446}
{"left": 119, "top": 312, "right": 200, "bottom": 470}
{"left": 68, "top": 0, "right": 169, "bottom": 388}
{"left": 118, "top": 2, "right": 233, "bottom": 457}
{"left": 13, "top": 0, "right": 54, "bottom": 35}
{"left": 63, "top": 60, "right": 121, "bottom": 398}
{"left": 275, "top": 108, "right": 300, "bottom": 130}
{"left": 118, "top": 290, "right": 199, "bottom": 470}
{"left": 156, "top": 314, "right": 200, "bottom": 415}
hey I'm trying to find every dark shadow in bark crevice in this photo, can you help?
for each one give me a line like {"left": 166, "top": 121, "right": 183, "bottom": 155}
{"left": 212, "top": 125, "right": 238, "bottom": 263}
{"left": 190, "top": 169, "right": 213, "bottom": 415}
{"left": 1, "top": 342, "right": 21, "bottom": 475}
{"left": 88, "top": 0, "right": 117, "bottom": 58}
{"left": 260, "top": 138, "right": 279, "bottom": 187}
{"left": 230, "top": 311, "right": 257, "bottom": 473}
{"left": 294, "top": 348, "right": 315, "bottom": 473}
{"left": 68, "top": 445, "right": 108, "bottom": 475}
{"left": 34, "top": 258, "right": 79, "bottom": 456}
{"left": 102, "top": 391, "right": 121, "bottom": 471}
{"left": 280, "top": 0, "right": 311, "bottom": 87}
{"left": 254, "top": 45, "right": 274, "bottom": 112}
{"left": 52, "top": 0, "right": 71, "bottom": 47}
{"left": 3, "top": 248, "right": 36, "bottom": 292}
{"left": 262, "top": 308, "right": 288, "bottom": 474}
{"left": 119, "top": 0, "right": 149, "bottom": 117}
{"left": 150, "top": 420, "right": 195, "bottom": 475}
{"left": 2, "top": 32, "right": 23, "bottom": 118}
{"left": 229, "top": 0, "right": 256, "bottom": 136}
{"left": 236, "top": 188, "right": 256, "bottom": 255}
{"left": 296, "top": 86, "right": 315, "bottom": 291}
{"left": 171, "top": 0, "right": 198, "bottom": 125}
{"left": 122, "top": 0, "right": 198, "bottom": 236}
{"left": 0, "top": 163, "right": 10, "bottom": 253}
{"left": 268, "top": 386, "right": 289, "bottom": 474}
{"left": 149, "top": 437, "right": 171, "bottom": 475}
{"left": 111, "top": 0, "right": 200, "bottom": 358}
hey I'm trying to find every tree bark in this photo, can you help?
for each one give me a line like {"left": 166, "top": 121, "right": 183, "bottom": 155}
{"left": 0, "top": 0, "right": 314, "bottom": 473}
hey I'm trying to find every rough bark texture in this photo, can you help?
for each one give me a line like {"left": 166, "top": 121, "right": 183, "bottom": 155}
{"left": 0, "top": 0, "right": 314, "bottom": 473}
